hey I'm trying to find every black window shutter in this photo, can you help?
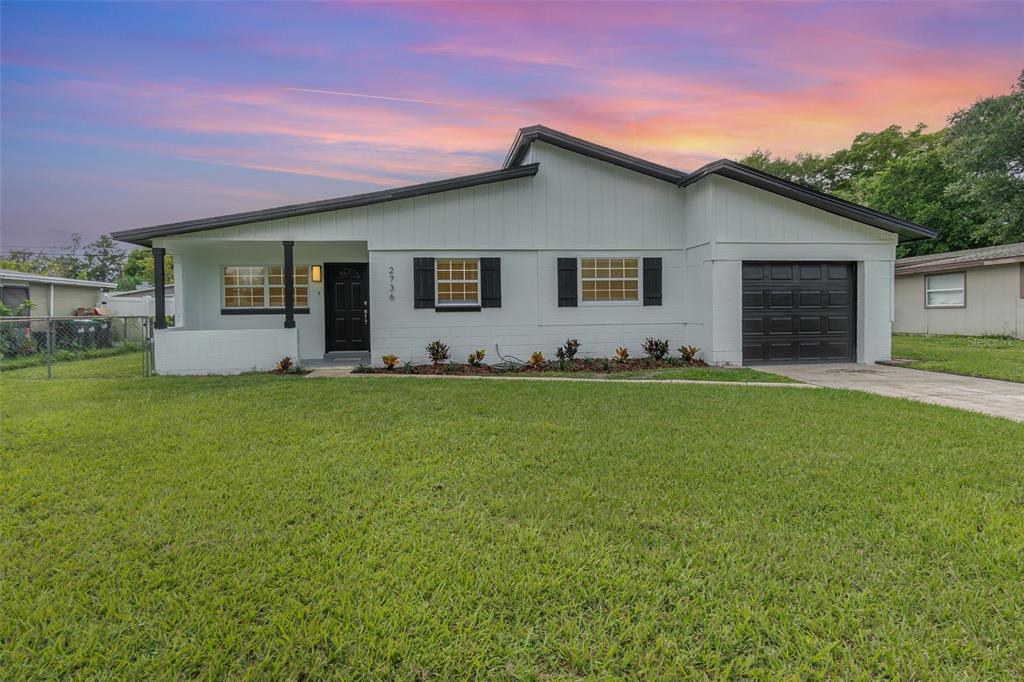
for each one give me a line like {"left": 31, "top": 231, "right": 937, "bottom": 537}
{"left": 413, "top": 257, "right": 435, "bottom": 309}
{"left": 643, "top": 257, "right": 662, "bottom": 306}
{"left": 480, "top": 258, "right": 501, "bottom": 308}
{"left": 557, "top": 258, "right": 578, "bottom": 307}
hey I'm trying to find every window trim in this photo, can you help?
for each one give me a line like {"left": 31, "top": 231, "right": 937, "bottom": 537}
{"left": 434, "top": 257, "right": 481, "bottom": 308}
{"left": 924, "top": 271, "right": 966, "bottom": 309}
{"left": 221, "top": 264, "right": 310, "bottom": 313}
{"left": 578, "top": 256, "right": 643, "bottom": 306}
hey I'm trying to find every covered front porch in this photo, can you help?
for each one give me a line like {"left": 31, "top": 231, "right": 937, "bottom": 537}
{"left": 151, "top": 238, "right": 371, "bottom": 375}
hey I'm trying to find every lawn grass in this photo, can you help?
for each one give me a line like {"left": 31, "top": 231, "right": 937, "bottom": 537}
{"left": 0, "top": 349, "right": 145, "bottom": 380}
{"left": 0, "top": 343, "right": 143, "bottom": 372}
{"left": 892, "top": 334, "right": 1024, "bottom": 383}
{"left": 538, "top": 366, "right": 797, "bottom": 382}
{"left": 2, "top": 369, "right": 1023, "bottom": 678}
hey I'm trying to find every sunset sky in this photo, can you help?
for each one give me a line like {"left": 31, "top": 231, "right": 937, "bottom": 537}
{"left": 1, "top": 1, "right": 1021, "bottom": 250}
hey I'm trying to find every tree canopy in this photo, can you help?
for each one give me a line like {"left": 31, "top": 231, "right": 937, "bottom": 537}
{"left": 0, "top": 234, "right": 171, "bottom": 289}
{"left": 740, "top": 70, "right": 1024, "bottom": 255}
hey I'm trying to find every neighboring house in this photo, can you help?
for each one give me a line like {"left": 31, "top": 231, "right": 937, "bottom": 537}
{"left": 894, "top": 242, "right": 1024, "bottom": 339}
{"left": 112, "top": 125, "right": 936, "bottom": 375}
{"left": 100, "top": 285, "right": 175, "bottom": 318}
{"left": 0, "top": 269, "right": 113, "bottom": 316}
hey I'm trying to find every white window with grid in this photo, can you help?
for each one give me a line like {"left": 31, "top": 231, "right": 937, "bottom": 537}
{"left": 223, "top": 265, "right": 309, "bottom": 309}
{"left": 580, "top": 257, "right": 640, "bottom": 303}
{"left": 436, "top": 258, "right": 480, "bottom": 306}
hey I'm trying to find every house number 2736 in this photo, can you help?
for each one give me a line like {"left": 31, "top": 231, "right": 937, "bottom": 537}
{"left": 388, "top": 266, "right": 396, "bottom": 301}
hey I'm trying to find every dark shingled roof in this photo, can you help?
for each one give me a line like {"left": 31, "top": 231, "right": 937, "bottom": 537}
{"left": 895, "top": 242, "right": 1024, "bottom": 275}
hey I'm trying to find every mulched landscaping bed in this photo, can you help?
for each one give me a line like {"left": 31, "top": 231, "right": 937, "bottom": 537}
{"left": 354, "top": 357, "right": 708, "bottom": 375}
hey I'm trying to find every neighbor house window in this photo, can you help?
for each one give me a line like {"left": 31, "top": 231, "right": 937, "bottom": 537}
{"left": 925, "top": 272, "right": 965, "bottom": 307}
{"left": 223, "top": 265, "right": 309, "bottom": 309}
{"left": 580, "top": 257, "right": 640, "bottom": 302}
{"left": 436, "top": 258, "right": 479, "bottom": 306}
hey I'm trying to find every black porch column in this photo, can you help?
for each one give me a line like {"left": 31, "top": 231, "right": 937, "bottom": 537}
{"left": 283, "top": 241, "right": 295, "bottom": 329}
{"left": 153, "top": 247, "right": 166, "bottom": 329}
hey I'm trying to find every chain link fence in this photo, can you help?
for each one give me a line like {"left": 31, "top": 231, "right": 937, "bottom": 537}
{"left": 0, "top": 316, "right": 153, "bottom": 379}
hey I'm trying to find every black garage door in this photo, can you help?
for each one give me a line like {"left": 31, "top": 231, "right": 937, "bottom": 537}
{"left": 742, "top": 261, "right": 855, "bottom": 363}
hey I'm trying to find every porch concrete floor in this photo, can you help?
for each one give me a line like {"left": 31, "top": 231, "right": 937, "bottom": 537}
{"left": 758, "top": 363, "right": 1024, "bottom": 422}
{"left": 304, "top": 365, "right": 356, "bottom": 378}
{"left": 302, "top": 353, "right": 369, "bottom": 377}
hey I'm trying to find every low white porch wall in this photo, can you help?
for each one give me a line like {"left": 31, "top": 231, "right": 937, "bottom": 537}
{"left": 155, "top": 327, "right": 298, "bottom": 375}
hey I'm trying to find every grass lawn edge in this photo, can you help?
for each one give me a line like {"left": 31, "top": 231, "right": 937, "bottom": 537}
{"left": 316, "top": 371, "right": 810, "bottom": 387}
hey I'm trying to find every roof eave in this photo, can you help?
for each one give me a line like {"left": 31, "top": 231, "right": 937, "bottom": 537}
{"left": 895, "top": 255, "right": 1024, "bottom": 276}
{"left": 0, "top": 271, "right": 114, "bottom": 288}
{"left": 113, "top": 163, "right": 541, "bottom": 247}
{"left": 504, "top": 125, "right": 687, "bottom": 184}
{"left": 679, "top": 160, "right": 937, "bottom": 241}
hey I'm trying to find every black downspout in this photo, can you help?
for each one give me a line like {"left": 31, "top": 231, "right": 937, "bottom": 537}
{"left": 283, "top": 241, "right": 295, "bottom": 329}
{"left": 153, "top": 247, "right": 166, "bottom": 329}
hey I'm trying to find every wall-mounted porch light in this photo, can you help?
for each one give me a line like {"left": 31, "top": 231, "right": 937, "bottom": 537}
{"left": 311, "top": 264, "right": 322, "bottom": 283}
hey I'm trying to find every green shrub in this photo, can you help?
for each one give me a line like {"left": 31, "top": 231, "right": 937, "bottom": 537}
{"left": 555, "top": 338, "right": 580, "bottom": 360}
{"left": 425, "top": 340, "right": 450, "bottom": 365}
{"left": 642, "top": 337, "right": 669, "bottom": 360}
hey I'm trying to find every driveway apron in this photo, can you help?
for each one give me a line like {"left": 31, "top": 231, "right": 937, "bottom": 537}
{"left": 758, "top": 363, "right": 1024, "bottom": 422}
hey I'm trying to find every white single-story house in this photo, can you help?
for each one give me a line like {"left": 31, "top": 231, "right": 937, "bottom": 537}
{"left": 112, "top": 125, "right": 935, "bottom": 375}
{"left": 894, "top": 242, "right": 1024, "bottom": 339}
{"left": 0, "top": 269, "right": 113, "bottom": 316}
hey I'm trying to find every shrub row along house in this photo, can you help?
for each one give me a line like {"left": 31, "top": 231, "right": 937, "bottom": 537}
{"left": 112, "top": 125, "right": 935, "bottom": 374}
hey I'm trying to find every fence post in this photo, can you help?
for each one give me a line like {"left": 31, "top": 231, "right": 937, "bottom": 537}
{"left": 145, "top": 316, "right": 155, "bottom": 377}
{"left": 46, "top": 317, "right": 53, "bottom": 379}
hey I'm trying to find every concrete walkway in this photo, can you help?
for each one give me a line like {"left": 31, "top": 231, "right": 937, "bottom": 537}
{"left": 759, "top": 363, "right": 1024, "bottom": 422}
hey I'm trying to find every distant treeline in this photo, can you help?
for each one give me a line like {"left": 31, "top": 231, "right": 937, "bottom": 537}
{"left": 1, "top": 234, "right": 171, "bottom": 291}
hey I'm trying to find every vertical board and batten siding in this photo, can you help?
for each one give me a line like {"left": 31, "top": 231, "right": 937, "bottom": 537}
{"left": 155, "top": 141, "right": 899, "bottom": 367}
{"left": 170, "top": 143, "right": 686, "bottom": 250}
{"left": 683, "top": 175, "right": 897, "bottom": 364}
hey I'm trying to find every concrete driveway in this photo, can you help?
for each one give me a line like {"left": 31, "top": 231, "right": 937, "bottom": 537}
{"left": 759, "top": 363, "right": 1024, "bottom": 422}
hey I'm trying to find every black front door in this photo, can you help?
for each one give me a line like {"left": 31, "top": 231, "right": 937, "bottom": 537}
{"left": 324, "top": 263, "right": 370, "bottom": 352}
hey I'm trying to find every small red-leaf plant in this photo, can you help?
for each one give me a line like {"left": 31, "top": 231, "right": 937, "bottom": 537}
{"left": 677, "top": 345, "right": 701, "bottom": 364}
